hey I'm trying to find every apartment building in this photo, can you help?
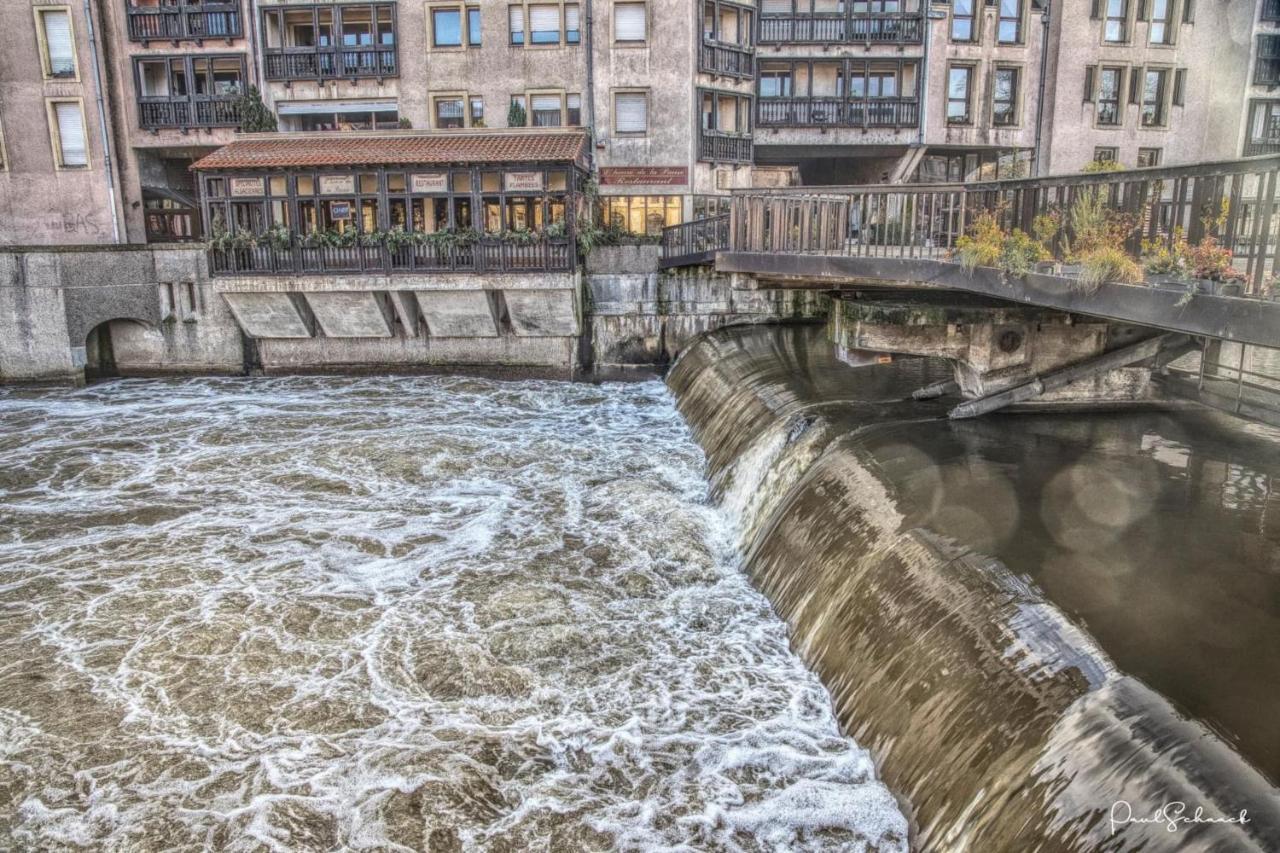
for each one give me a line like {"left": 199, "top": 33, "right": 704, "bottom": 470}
{"left": 0, "top": 0, "right": 1268, "bottom": 248}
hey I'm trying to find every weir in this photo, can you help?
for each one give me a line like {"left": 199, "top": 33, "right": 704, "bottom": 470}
{"left": 668, "top": 323, "right": 1280, "bottom": 851}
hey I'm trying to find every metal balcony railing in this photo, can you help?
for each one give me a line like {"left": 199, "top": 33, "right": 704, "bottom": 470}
{"left": 758, "top": 13, "right": 923, "bottom": 44}
{"left": 262, "top": 46, "right": 398, "bottom": 82}
{"left": 699, "top": 130, "right": 753, "bottom": 163}
{"left": 209, "top": 238, "right": 573, "bottom": 277}
{"left": 127, "top": 2, "right": 243, "bottom": 42}
{"left": 756, "top": 97, "right": 920, "bottom": 130}
{"left": 660, "top": 214, "right": 729, "bottom": 265}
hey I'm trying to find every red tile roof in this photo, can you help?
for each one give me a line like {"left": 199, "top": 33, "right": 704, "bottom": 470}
{"left": 192, "top": 130, "right": 589, "bottom": 171}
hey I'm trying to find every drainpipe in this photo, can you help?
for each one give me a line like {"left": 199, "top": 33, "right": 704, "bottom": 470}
{"left": 248, "top": 0, "right": 264, "bottom": 91}
{"left": 584, "top": 0, "right": 597, "bottom": 166}
{"left": 83, "top": 0, "right": 121, "bottom": 243}
{"left": 1033, "top": 0, "right": 1051, "bottom": 175}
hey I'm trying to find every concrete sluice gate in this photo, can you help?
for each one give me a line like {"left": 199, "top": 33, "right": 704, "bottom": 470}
{"left": 668, "top": 323, "right": 1280, "bottom": 852}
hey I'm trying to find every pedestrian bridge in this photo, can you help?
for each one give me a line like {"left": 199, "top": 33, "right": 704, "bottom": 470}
{"left": 661, "top": 155, "right": 1280, "bottom": 349}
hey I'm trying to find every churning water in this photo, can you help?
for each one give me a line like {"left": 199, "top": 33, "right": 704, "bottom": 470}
{"left": 0, "top": 376, "right": 906, "bottom": 851}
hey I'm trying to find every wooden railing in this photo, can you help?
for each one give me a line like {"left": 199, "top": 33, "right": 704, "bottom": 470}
{"left": 209, "top": 238, "right": 573, "bottom": 276}
{"left": 698, "top": 42, "right": 754, "bottom": 78}
{"left": 139, "top": 96, "right": 242, "bottom": 130}
{"left": 660, "top": 214, "right": 730, "bottom": 265}
{"left": 661, "top": 155, "right": 1280, "bottom": 294}
{"left": 758, "top": 13, "right": 923, "bottom": 44}
{"left": 699, "top": 130, "right": 752, "bottom": 163}
{"left": 127, "top": 3, "right": 243, "bottom": 42}
{"left": 757, "top": 97, "right": 920, "bottom": 129}
{"left": 262, "top": 46, "right": 398, "bottom": 82}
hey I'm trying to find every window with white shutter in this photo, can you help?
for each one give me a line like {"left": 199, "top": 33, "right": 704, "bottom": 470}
{"left": 531, "top": 94, "right": 563, "bottom": 126}
{"left": 614, "top": 91, "right": 647, "bottom": 133}
{"left": 761, "top": 0, "right": 791, "bottom": 14}
{"left": 40, "top": 9, "right": 76, "bottom": 79}
{"left": 509, "top": 5, "right": 525, "bottom": 44}
{"left": 529, "top": 5, "right": 560, "bottom": 43}
{"left": 614, "top": 3, "right": 646, "bottom": 42}
{"left": 565, "top": 4, "right": 580, "bottom": 43}
{"left": 52, "top": 101, "right": 87, "bottom": 168}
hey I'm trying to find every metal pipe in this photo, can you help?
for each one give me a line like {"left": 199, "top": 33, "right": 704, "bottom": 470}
{"left": 83, "top": 0, "right": 121, "bottom": 243}
{"left": 584, "top": 0, "right": 597, "bottom": 164}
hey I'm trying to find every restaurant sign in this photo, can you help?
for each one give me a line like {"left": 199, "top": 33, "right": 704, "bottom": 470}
{"left": 599, "top": 166, "right": 688, "bottom": 187}
{"left": 229, "top": 177, "right": 265, "bottom": 197}
{"left": 319, "top": 175, "right": 356, "bottom": 195}
{"left": 504, "top": 171, "right": 545, "bottom": 192}
{"left": 411, "top": 173, "right": 449, "bottom": 193}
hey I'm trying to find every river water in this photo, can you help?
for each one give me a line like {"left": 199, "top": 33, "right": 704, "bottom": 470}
{"left": 0, "top": 376, "right": 906, "bottom": 851}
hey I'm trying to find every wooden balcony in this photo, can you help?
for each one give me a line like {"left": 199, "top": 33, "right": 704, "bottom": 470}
{"left": 139, "top": 96, "right": 242, "bottom": 131}
{"left": 758, "top": 13, "right": 923, "bottom": 45}
{"left": 262, "top": 46, "right": 398, "bottom": 82}
{"left": 756, "top": 97, "right": 919, "bottom": 130}
{"left": 699, "top": 42, "right": 755, "bottom": 79}
{"left": 699, "top": 130, "right": 753, "bottom": 164}
{"left": 127, "top": 2, "right": 243, "bottom": 43}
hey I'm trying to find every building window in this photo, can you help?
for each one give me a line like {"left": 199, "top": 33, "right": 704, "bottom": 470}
{"left": 1246, "top": 99, "right": 1280, "bottom": 155}
{"left": 1137, "top": 147, "right": 1161, "bottom": 167}
{"left": 135, "top": 55, "right": 248, "bottom": 130}
{"left": 567, "top": 93, "right": 582, "bottom": 125}
{"left": 529, "top": 4, "right": 561, "bottom": 43}
{"left": 614, "top": 3, "right": 646, "bottom": 43}
{"left": 1093, "top": 146, "right": 1118, "bottom": 163}
{"left": 602, "top": 195, "right": 681, "bottom": 236}
{"left": 1097, "top": 66, "right": 1122, "bottom": 125}
{"left": 614, "top": 91, "right": 648, "bottom": 134}
{"left": 432, "top": 8, "right": 463, "bottom": 47}
{"left": 509, "top": 5, "right": 525, "bottom": 43}
{"left": 260, "top": 4, "right": 398, "bottom": 81}
{"left": 468, "top": 7, "right": 481, "bottom": 44}
{"left": 758, "top": 66, "right": 793, "bottom": 98}
{"left": 470, "top": 96, "right": 484, "bottom": 126}
{"left": 434, "top": 96, "right": 465, "bottom": 128}
{"left": 566, "top": 4, "right": 581, "bottom": 43}
{"left": 48, "top": 99, "right": 88, "bottom": 169}
{"left": 531, "top": 93, "right": 564, "bottom": 126}
{"left": 1264, "top": 0, "right": 1280, "bottom": 22}
{"left": 946, "top": 66, "right": 973, "bottom": 125}
{"left": 37, "top": 7, "right": 78, "bottom": 80}
{"left": 951, "top": 0, "right": 976, "bottom": 42}
{"left": 1104, "top": 0, "right": 1128, "bottom": 43}
{"left": 1148, "top": 0, "right": 1173, "bottom": 44}
{"left": 997, "top": 0, "right": 1021, "bottom": 44}
{"left": 1141, "top": 68, "right": 1167, "bottom": 127}
{"left": 1257, "top": 35, "right": 1280, "bottom": 87}
{"left": 993, "top": 67, "right": 1019, "bottom": 126}
{"left": 704, "top": 1, "right": 751, "bottom": 47}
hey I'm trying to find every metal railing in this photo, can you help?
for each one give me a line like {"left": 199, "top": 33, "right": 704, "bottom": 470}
{"left": 698, "top": 42, "right": 755, "bottom": 78}
{"left": 661, "top": 154, "right": 1280, "bottom": 294}
{"left": 127, "top": 3, "right": 243, "bottom": 42}
{"left": 757, "top": 97, "right": 920, "bottom": 129}
{"left": 262, "top": 46, "right": 398, "bottom": 82}
{"left": 139, "top": 96, "right": 242, "bottom": 130}
{"left": 659, "top": 214, "right": 730, "bottom": 264}
{"left": 758, "top": 13, "right": 923, "bottom": 44}
{"left": 699, "top": 130, "right": 752, "bottom": 163}
{"left": 209, "top": 237, "right": 573, "bottom": 276}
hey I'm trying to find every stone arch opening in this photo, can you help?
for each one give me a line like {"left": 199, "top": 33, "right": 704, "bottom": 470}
{"left": 83, "top": 319, "right": 154, "bottom": 382}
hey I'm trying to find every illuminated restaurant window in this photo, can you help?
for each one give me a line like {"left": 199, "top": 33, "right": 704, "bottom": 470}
{"left": 603, "top": 195, "right": 682, "bottom": 236}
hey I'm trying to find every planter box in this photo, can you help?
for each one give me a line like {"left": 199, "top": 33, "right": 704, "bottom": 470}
{"left": 1146, "top": 274, "right": 1190, "bottom": 291}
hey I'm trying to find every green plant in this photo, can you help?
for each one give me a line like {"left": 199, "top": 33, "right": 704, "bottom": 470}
{"left": 954, "top": 212, "right": 1004, "bottom": 274}
{"left": 262, "top": 222, "right": 292, "bottom": 251}
{"left": 1140, "top": 229, "right": 1189, "bottom": 278}
{"left": 382, "top": 226, "right": 426, "bottom": 252}
{"left": 1031, "top": 211, "right": 1061, "bottom": 256}
{"left": 507, "top": 101, "right": 528, "bottom": 128}
{"left": 544, "top": 220, "right": 567, "bottom": 239}
{"left": 1076, "top": 245, "right": 1143, "bottom": 292}
{"left": 1187, "top": 236, "right": 1245, "bottom": 282}
{"left": 999, "top": 229, "right": 1050, "bottom": 277}
{"left": 397, "top": 117, "right": 412, "bottom": 129}
{"left": 501, "top": 227, "right": 540, "bottom": 245}
{"left": 1083, "top": 159, "right": 1124, "bottom": 174}
{"left": 235, "top": 86, "right": 278, "bottom": 133}
{"left": 1064, "top": 187, "right": 1137, "bottom": 260}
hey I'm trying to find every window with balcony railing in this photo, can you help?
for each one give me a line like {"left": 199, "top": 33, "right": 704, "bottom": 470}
{"left": 260, "top": 3, "right": 397, "bottom": 81}
{"left": 1246, "top": 99, "right": 1280, "bottom": 157}
{"left": 755, "top": 58, "right": 920, "bottom": 129}
{"left": 134, "top": 54, "right": 246, "bottom": 130}
{"left": 699, "top": 88, "right": 752, "bottom": 163}
{"left": 700, "top": 0, "right": 755, "bottom": 78}
{"left": 126, "top": 1, "right": 243, "bottom": 43}
{"left": 1255, "top": 35, "right": 1280, "bottom": 87}
{"left": 1263, "top": 0, "right": 1280, "bottom": 22}
{"left": 758, "top": 0, "right": 923, "bottom": 45}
